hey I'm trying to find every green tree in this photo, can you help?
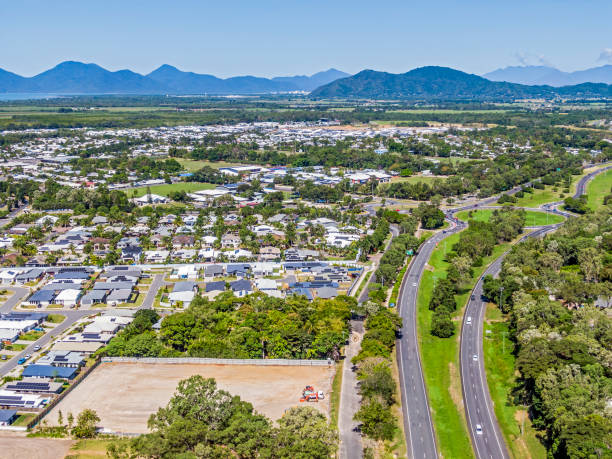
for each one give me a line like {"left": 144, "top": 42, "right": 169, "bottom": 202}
{"left": 354, "top": 399, "right": 396, "bottom": 441}
{"left": 71, "top": 409, "right": 100, "bottom": 438}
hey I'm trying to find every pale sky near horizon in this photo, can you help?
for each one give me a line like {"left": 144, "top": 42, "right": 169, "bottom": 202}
{"left": 2, "top": 0, "right": 611, "bottom": 78}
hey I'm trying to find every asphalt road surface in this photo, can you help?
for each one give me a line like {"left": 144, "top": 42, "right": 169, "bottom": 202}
{"left": 338, "top": 320, "right": 364, "bottom": 459}
{"left": 396, "top": 219, "right": 466, "bottom": 459}
{"left": 457, "top": 163, "right": 610, "bottom": 459}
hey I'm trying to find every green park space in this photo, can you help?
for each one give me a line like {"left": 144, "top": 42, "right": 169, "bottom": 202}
{"left": 390, "top": 175, "right": 447, "bottom": 185}
{"left": 586, "top": 168, "right": 612, "bottom": 211}
{"left": 127, "top": 182, "right": 216, "bottom": 198}
{"left": 456, "top": 209, "right": 565, "bottom": 226}
{"left": 483, "top": 304, "right": 547, "bottom": 459}
{"left": 176, "top": 158, "right": 242, "bottom": 172}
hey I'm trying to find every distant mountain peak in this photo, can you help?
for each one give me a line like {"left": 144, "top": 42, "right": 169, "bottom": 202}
{"left": 484, "top": 64, "right": 612, "bottom": 87}
{"left": 310, "top": 65, "right": 612, "bottom": 100}
{"left": 0, "top": 62, "right": 350, "bottom": 95}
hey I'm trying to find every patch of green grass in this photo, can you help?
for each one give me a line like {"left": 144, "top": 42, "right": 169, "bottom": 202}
{"left": 354, "top": 271, "right": 372, "bottom": 298}
{"left": 68, "top": 437, "right": 131, "bottom": 458}
{"left": 4, "top": 343, "right": 26, "bottom": 351}
{"left": 586, "top": 168, "right": 612, "bottom": 211}
{"left": 330, "top": 361, "right": 343, "bottom": 428}
{"left": 46, "top": 314, "right": 66, "bottom": 323}
{"left": 127, "top": 182, "right": 216, "bottom": 198}
{"left": 176, "top": 158, "right": 242, "bottom": 172}
{"left": 455, "top": 209, "right": 564, "bottom": 226}
{"left": 417, "top": 231, "right": 515, "bottom": 458}
{"left": 389, "top": 175, "right": 447, "bottom": 185}
{"left": 12, "top": 412, "right": 37, "bottom": 426}
{"left": 483, "top": 307, "right": 546, "bottom": 459}
{"left": 20, "top": 330, "right": 44, "bottom": 341}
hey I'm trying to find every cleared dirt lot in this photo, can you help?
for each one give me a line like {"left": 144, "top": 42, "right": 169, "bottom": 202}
{"left": 47, "top": 362, "right": 335, "bottom": 434}
{"left": 0, "top": 433, "right": 73, "bottom": 459}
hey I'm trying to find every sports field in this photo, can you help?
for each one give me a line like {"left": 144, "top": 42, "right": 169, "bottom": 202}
{"left": 47, "top": 362, "right": 335, "bottom": 434}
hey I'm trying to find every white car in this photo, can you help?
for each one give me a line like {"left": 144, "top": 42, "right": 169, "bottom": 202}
{"left": 466, "top": 316, "right": 472, "bottom": 325}
{"left": 475, "top": 424, "right": 483, "bottom": 435}
{"left": 412, "top": 283, "right": 417, "bottom": 287}
{"left": 472, "top": 354, "right": 478, "bottom": 362}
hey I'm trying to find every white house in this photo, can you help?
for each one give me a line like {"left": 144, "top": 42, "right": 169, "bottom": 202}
{"left": 134, "top": 193, "right": 168, "bottom": 206}
{"left": 54, "top": 289, "right": 81, "bottom": 307}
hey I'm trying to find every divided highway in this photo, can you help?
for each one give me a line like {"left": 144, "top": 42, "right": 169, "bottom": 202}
{"left": 458, "top": 163, "right": 610, "bottom": 459}
{"left": 396, "top": 220, "right": 465, "bottom": 459}
{"left": 397, "top": 163, "right": 610, "bottom": 458}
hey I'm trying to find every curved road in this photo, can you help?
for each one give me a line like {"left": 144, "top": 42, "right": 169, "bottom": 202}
{"left": 457, "top": 163, "right": 611, "bottom": 459}
{"left": 396, "top": 162, "right": 610, "bottom": 459}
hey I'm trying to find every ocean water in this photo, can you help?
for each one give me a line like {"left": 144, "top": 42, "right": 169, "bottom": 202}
{"left": 0, "top": 93, "right": 69, "bottom": 101}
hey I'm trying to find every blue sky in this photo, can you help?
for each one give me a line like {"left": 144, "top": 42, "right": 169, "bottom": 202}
{"left": 2, "top": 0, "right": 611, "bottom": 77}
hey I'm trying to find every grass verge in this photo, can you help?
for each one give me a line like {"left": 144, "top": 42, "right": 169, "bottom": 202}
{"left": 354, "top": 271, "right": 371, "bottom": 298}
{"left": 483, "top": 303, "right": 546, "bottom": 459}
{"left": 330, "top": 360, "right": 343, "bottom": 429}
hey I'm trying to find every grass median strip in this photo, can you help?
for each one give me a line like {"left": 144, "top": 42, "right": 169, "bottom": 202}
{"left": 586, "top": 167, "right": 612, "bottom": 210}
{"left": 456, "top": 209, "right": 564, "bottom": 226}
{"left": 417, "top": 231, "right": 516, "bottom": 458}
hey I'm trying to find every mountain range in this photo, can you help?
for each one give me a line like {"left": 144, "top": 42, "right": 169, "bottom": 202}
{"left": 0, "top": 61, "right": 349, "bottom": 95}
{"left": 2, "top": 62, "right": 612, "bottom": 100}
{"left": 311, "top": 66, "right": 612, "bottom": 100}
{"left": 483, "top": 65, "right": 612, "bottom": 87}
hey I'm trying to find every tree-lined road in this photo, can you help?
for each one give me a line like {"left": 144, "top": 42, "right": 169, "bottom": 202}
{"left": 457, "top": 163, "right": 610, "bottom": 459}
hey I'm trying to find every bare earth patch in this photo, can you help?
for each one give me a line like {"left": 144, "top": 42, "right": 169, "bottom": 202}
{"left": 0, "top": 432, "right": 73, "bottom": 459}
{"left": 46, "top": 362, "right": 335, "bottom": 434}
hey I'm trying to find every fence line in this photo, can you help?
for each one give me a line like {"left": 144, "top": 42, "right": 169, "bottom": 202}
{"left": 102, "top": 357, "right": 333, "bottom": 366}
{"left": 27, "top": 357, "right": 102, "bottom": 430}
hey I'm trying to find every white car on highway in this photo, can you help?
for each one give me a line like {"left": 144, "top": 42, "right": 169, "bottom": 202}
{"left": 475, "top": 424, "right": 483, "bottom": 435}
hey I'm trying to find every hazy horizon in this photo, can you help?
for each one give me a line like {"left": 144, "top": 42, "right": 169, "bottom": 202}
{"left": 2, "top": 0, "right": 610, "bottom": 78}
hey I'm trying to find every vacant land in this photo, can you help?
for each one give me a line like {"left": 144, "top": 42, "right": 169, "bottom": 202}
{"left": 0, "top": 433, "right": 73, "bottom": 459}
{"left": 456, "top": 209, "right": 564, "bottom": 226}
{"left": 177, "top": 158, "right": 242, "bottom": 171}
{"left": 127, "top": 182, "right": 215, "bottom": 197}
{"left": 47, "top": 362, "right": 335, "bottom": 434}
{"left": 390, "top": 175, "right": 447, "bottom": 185}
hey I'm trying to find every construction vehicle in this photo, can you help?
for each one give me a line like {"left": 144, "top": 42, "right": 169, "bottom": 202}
{"left": 300, "top": 385, "right": 325, "bottom": 402}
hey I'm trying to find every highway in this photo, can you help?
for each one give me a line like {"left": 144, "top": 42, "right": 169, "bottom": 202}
{"left": 457, "top": 163, "right": 610, "bottom": 459}
{"left": 396, "top": 219, "right": 466, "bottom": 459}
{"left": 396, "top": 162, "right": 610, "bottom": 458}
